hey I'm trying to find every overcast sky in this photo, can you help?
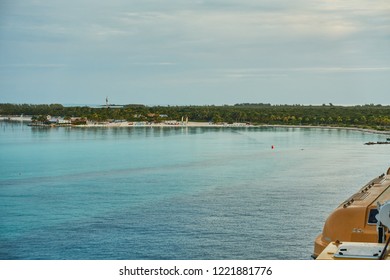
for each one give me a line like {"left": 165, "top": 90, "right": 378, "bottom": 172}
{"left": 0, "top": 0, "right": 389, "bottom": 105}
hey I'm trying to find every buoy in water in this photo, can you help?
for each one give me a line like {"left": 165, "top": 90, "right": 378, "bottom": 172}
{"left": 271, "top": 145, "right": 275, "bottom": 149}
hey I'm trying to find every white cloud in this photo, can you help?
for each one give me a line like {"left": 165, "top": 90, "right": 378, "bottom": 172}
{"left": 297, "top": 66, "right": 390, "bottom": 73}
{"left": 1, "top": 0, "right": 389, "bottom": 105}
{"left": 5, "top": 0, "right": 387, "bottom": 49}
{"left": 130, "top": 62, "right": 177, "bottom": 66}
{"left": 114, "top": 9, "right": 363, "bottom": 45}
{"left": 219, "top": 66, "right": 390, "bottom": 79}
{"left": 0, "top": 64, "right": 67, "bottom": 68}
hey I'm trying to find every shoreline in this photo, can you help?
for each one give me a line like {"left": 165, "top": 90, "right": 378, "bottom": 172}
{"left": 1, "top": 116, "right": 390, "bottom": 135}
{"left": 259, "top": 124, "right": 390, "bottom": 135}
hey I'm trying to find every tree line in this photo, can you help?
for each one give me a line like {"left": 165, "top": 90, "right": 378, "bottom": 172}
{"left": 1, "top": 103, "right": 390, "bottom": 130}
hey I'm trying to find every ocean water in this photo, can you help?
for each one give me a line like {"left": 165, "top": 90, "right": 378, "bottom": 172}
{"left": 0, "top": 121, "right": 389, "bottom": 260}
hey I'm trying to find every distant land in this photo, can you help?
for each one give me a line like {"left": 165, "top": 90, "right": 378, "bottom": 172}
{"left": 1, "top": 103, "right": 390, "bottom": 132}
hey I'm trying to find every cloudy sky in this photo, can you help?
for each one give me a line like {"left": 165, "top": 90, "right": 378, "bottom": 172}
{"left": 0, "top": 0, "right": 389, "bottom": 105}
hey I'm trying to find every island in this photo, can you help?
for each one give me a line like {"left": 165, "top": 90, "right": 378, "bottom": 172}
{"left": 0, "top": 103, "right": 390, "bottom": 133}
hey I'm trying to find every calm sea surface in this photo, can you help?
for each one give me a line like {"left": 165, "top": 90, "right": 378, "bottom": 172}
{"left": 0, "top": 121, "right": 389, "bottom": 260}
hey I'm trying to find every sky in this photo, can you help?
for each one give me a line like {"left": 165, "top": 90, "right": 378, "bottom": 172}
{"left": 0, "top": 0, "right": 389, "bottom": 106}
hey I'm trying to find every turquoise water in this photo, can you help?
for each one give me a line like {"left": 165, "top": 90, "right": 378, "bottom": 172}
{"left": 0, "top": 122, "right": 389, "bottom": 259}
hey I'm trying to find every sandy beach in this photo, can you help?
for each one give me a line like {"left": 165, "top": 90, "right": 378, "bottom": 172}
{"left": 82, "top": 121, "right": 252, "bottom": 128}
{"left": 49, "top": 121, "right": 390, "bottom": 135}
{"left": 0, "top": 116, "right": 33, "bottom": 122}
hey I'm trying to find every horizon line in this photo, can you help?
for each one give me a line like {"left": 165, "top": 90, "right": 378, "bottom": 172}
{"left": 1, "top": 102, "right": 389, "bottom": 107}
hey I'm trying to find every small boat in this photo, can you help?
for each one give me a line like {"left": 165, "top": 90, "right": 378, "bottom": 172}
{"left": 364, "top": 141, "right": 390, "bottom": 145}
{"left": 312, "top": 167, "right": 390, "bottom": 259}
